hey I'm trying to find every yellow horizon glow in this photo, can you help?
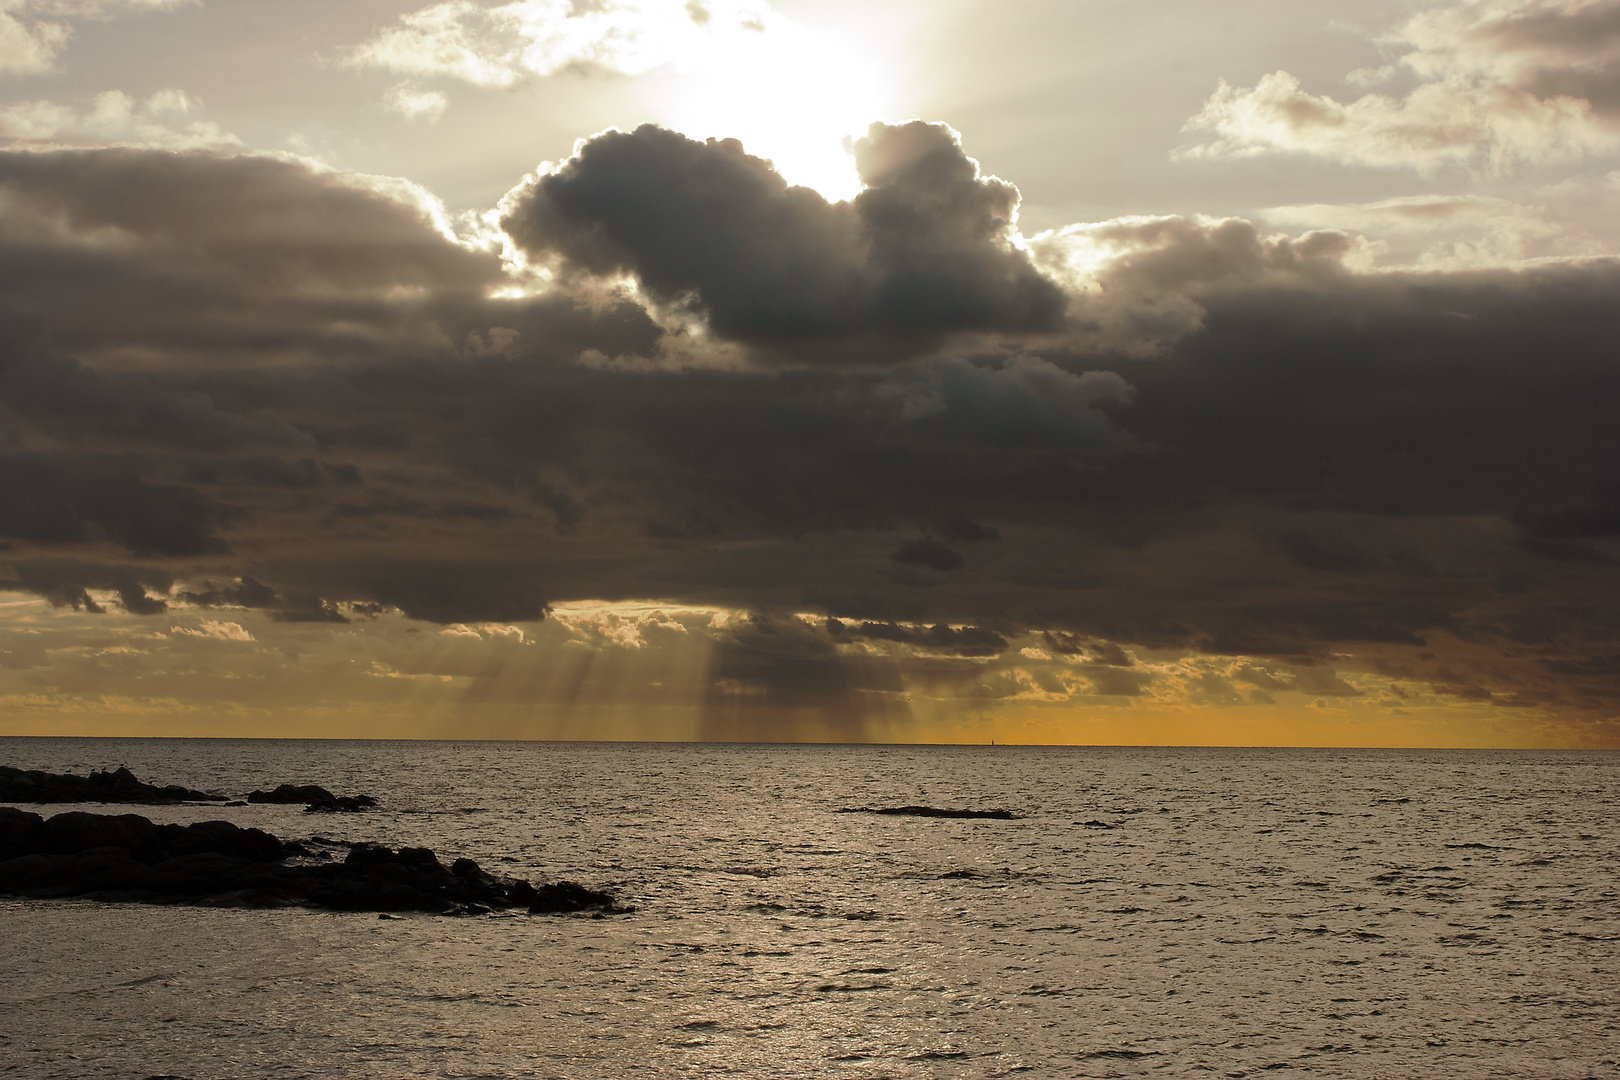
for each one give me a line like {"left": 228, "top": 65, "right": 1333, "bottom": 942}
{"left": 0, "top": 595, "right": 1615, "bottom": 749}
{"left": 1, "top": 693, "right": 1612, "bottom": 750}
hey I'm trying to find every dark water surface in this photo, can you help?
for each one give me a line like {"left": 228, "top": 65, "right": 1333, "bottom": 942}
{"left": 1, "top": 739, "right": 1617, "bottom": 1079}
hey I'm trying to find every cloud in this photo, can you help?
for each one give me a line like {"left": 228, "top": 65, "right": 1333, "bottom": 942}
{"left": 501, "top": 121, "right": 1067, "bottom": 362}
{"left": 5, "top": 558, "right": 173, "bottom": 614}
{"left": 1181, "top": 0, "right": 1620, "bottom": 173}
{"left": 0, "top": 455, "right": 229, "bottom": 557}
{"left": 1181, "top": 70, "right": 1607, "bottom": 173}
{"left": 1392, "top": 0, "right": 1620, "bottom": 111}
{"left": 0, "top": 5, "right": 69, "bottom": 76}
{"left": 0, "top": 89, "right": 240, "bottom": 150}
{"left": 382, "top": 83, "right": 448, "bottom": 124}
{"left": 1, "top": 354, "right": 312, "bottom": 452}
{"left": 878, "top": 356, "right": 1132, "bottom": 446}
{"left": 0, "top": 1, "right": 192, "bottom": 76}
{"left": 701, "top": 612, "right": 912, "bottom": 741}
{"left": 826, "top": 617, "right": 1008, "bottom": 657}
{"left": 1031, "top": 214, "right": 1365, "bottom": 354}
{"left": 172, "top": 618, "right": 253, "bottom": 641}
{"left": 0, "top": 146, "right": 660, "bottom": 368}
{"left": 345, "top": 0, "right": 782, "bottom": 88}
{"left": 0, "top": 142, "right": 1614, "bottom": 737}
{"left": 1263, "top": 195, "right": 1565, "bottom": 268}
{"left": 890, "top": 538, "right": 964, "bottom": 572}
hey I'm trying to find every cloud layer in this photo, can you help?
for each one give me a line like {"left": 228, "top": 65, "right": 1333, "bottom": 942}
{"left": 0, "top": 134, "right": 1613, "bottom": 740}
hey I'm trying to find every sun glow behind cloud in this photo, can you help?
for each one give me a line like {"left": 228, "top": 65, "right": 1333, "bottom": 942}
{"left": 348, "top": 0, "right": 893, "bottom": 200}
{"left": 648, "top": 17, "right": 893, "bottom": 200}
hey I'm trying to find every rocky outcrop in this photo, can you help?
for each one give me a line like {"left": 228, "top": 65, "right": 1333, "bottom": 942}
{"left": 0, "top": 807, "right": 627, "bottom": 916}
{"left": 246, "top": 784, "right": 377, "bottom": 812}
{"left": 0, "top": 765, "right": 226, "bottom": 805}
{"left": 836, "top": 805, "right": 1020, "bottom": 820}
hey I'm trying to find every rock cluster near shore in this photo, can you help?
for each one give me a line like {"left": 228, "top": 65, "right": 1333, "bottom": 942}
{"left": 0, "top": 807, "right": 627, "bottom": 916}
{"left": 0, "top": 765, "right": 227, "bottom": 805}
{"left": 0, "top": 765, "right": 378, "bottom": 813}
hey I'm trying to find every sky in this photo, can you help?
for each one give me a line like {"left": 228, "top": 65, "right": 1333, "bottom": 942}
{"left": 0, "top": 0, "right": 1617, "bottom": 746}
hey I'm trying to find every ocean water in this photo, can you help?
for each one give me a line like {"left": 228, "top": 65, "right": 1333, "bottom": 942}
{"left": 0, "top": 739, "right": 1616, "bottom": 1080}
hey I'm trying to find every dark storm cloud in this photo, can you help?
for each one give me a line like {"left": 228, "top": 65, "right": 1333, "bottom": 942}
{"left": 0, "top": 148, "right": 490, "bottom": 290}
{"left": 180, "top": 458, "right": 356, "bottom": 488}
{"left": 5, "top": 559, "right": 174, "bottom": 614}
{"left": 0, "top": 143, "right": 1616, "bottom": 730}
{"left": 2, "top": 355, "right": 311, "bottom": 452}
{"left": 826, "top": 617, "right": 1009, "bottom": 657}
{"left": 1043, "top": 635, "right": 1133, "bottom": 666}
{"left": 0, "top": 454, "right": 229, "bottom": 556}
{"left": 879, "top": 356, "right": 1132, "bottom": 447}
{"left": 890, "top": 537, "right": 964, "bottom": 572}
{"left": 936, "top": 514, "right": 999, "bottom": 543}
{"left": 0, "top": 146, "right": 656, "bottom": 622}
{"left": 700, "top": 614, "right": 910, "bottom": 741}
{"left": 178, "top": 576, "right": 348, "bottom": 623}
{"left": 179, "top": 576, "right": 278, "bottom": 609}
{"left": 0, "top": 147, "right": 661, "bottom": 368}
{"left": 502, "top": 121, "right": 1067, "bottom": 362}
{"left": 285, "top": 559, "right": 551, "bottom": 626}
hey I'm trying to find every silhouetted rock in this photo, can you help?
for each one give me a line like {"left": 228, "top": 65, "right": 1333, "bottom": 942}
{"left": 0, "top": 765, "right": 225, "bottom": 805}
{"left": 0, "top": 806, "right": 285, "bottom": 864}
{"left": 0, "top": 807, "right": 628, "bottom": 915}
{"left": 246, "top": 784, "right": 377, "bottom": 812}
{"left": 247, "top": 783, "right": 332, "bottom": 804}
{"left": 0, "top": 805, "right": 44, "bottom": 859}
{"left": 836, "top": 805, "right": 1020, "bottom": 820}
{"left": 527, "top": 880, "right": 623, "bottom": 913}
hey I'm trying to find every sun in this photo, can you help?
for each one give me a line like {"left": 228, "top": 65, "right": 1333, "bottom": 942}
{"left": 652, "top": 11, "right": 894, "bottom": 201}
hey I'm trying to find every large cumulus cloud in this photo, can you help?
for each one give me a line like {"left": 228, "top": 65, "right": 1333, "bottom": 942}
{"left": 501, "top": 121, "right": 1068, "bottom": 362}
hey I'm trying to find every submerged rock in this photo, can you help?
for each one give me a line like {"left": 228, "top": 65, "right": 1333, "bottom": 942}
{"left": 246, "top": 784, "right": 377, "bottom": 812}
{"left": 836, "top": 805, "right": 1020, "bottom": 820}
{"left": 0, "top": 765, "right": 226, "bottom": 805}
{"left": 0, "top": 807, "right": 628, "bottom": 916}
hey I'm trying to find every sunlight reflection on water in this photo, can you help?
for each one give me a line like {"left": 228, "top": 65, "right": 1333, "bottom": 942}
{"left": 2, "top": 739, "right": 1617, "bottom": 1078}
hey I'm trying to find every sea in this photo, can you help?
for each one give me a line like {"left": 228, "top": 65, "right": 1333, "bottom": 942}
{"left": 1, "top": 738, "right": 1616, "bottom": 1080}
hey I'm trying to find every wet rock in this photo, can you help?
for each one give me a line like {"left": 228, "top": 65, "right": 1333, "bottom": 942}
{"left": 246, "top": 784, "right": 377, "bottom": 812}
{"left": 836, "top": 805, "right": 1020, "bottom": 820}
{"left": 1, "top": 807, "right": 284, "bottom": 863}
{"left": 0, "top": 808, "right": 628, "bottom": 916}
{"left": 938, "top": 868, "right": 1008, "bottom": 879}
{"left": 527, "top": 880, "right": 625, "bottom": 914}
{"left": 246, "top": 783, "right": 332, "bottom": 804}
{"left": 0, "top": 765, "right": 226, "bottom": 805}
{"left": 0, "top": 805, "right": 45, "bottom": 859}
